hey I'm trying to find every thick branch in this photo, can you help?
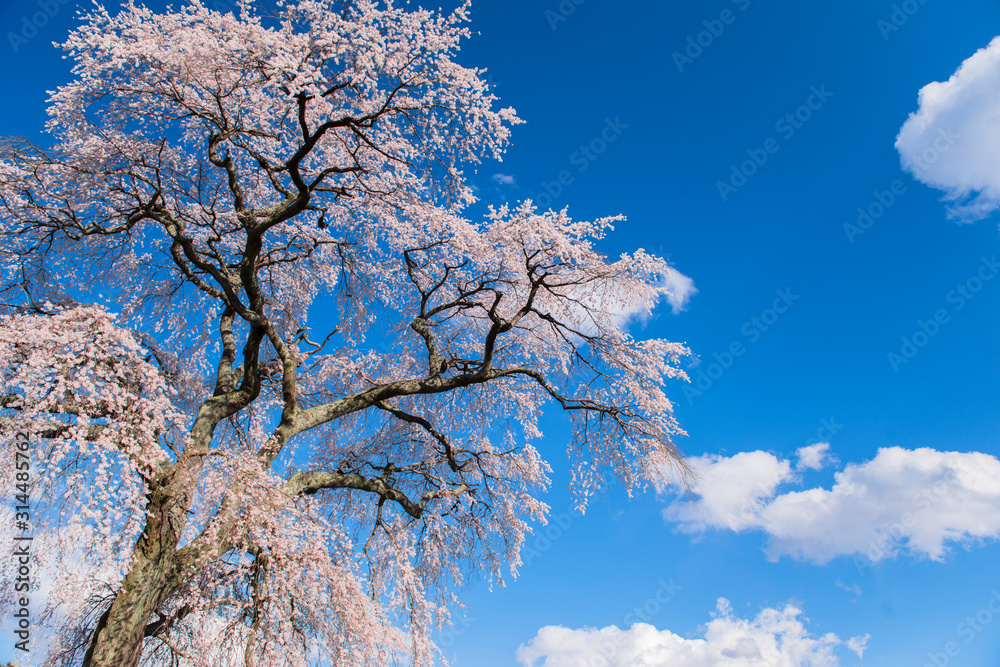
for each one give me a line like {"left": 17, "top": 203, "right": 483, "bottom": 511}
{"left": 283, "top": 470, "right": 471, "bottom": 519}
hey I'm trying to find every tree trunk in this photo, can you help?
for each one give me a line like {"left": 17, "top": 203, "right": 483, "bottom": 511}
{"left": 82, "top": 377, "right": 254, "bottom": 664}
{"left": 82, "top": 553, "right": 171, "bottom": 666}
{"left": 82, "top": 487, "right": 187, "bottom": 666}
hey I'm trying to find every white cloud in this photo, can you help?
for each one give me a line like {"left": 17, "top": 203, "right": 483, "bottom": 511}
{"left": 663, "top": 451, "right": 793, "bottom": 532}
{"left": 895, "top": 35, "right": 1000, "bottom": 221}
{"left": 660, "top": 268, "right": 698, "bottom": 314}
{"left": 493, "top": 173, "right": 516, "bottom": 185}
{"left": 795, "top": 442, "right": 832, "bottom": 471}
{"left": 516, "top": 598, "right": 859, "bottom": 667}
{"left": 846, "top": 634, "right": 869, "bottom": 661}
{"left": 664, "top": 446, "right": 1000, "bottom": 564}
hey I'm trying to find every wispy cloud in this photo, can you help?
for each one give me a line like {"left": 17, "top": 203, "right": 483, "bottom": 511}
{"left": 835, "top": 579, "right": 861, "bottom": 598}
{"left": 492, "top": 173, "right": 516, "bottom": 185}
{"left": 660, "top": 268, "right": 698, "bottom": 314}
{"left": 846, "top": 634, "right": 869, "bottom": 660}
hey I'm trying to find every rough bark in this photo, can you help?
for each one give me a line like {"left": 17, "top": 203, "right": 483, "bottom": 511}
{"left": 82, "top": 490, "right": 185, "bottom": 667}
{"left": 82, "top": 401, "right": 238, "bottom": 665}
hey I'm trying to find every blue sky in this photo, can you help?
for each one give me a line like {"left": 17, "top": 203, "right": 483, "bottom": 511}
{"left": 4, "top": 0, "right": 1000, "bottom": 665}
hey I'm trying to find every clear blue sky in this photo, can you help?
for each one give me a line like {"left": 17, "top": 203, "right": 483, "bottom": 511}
{"left": 4, "top": 0, "right": 1000, "bottom": 665}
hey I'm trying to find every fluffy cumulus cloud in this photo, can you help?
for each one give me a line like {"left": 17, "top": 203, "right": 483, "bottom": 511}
{"left": 516, "top": 598, "right": 861, "bottom": 666}
{"left": 663, "top": 450, "right": 794, "bottom": 532}
{"left": 794, "top": 442, "right": 832, "bottom": 471}
{"left": 664, "top": 446, "right": 1000, "bottom": 564}
{"left": 895, "top": 35, "right": 1000, "bottom": 221}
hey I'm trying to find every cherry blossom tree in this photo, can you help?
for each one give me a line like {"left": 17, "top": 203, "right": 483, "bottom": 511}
{"left": 0, "top": 1, "right": 691, "bottom": 665}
